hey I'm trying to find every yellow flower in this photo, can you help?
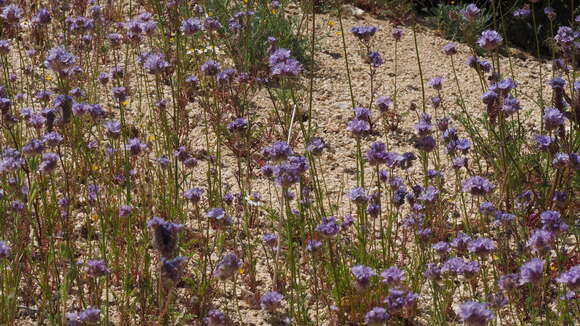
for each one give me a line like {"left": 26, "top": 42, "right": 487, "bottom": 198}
{"left": 328, "top": 21, "right": 336, "bottom": 27}
{"left": 243, "top": 0, "right": 249, "bottom": 3}
{"left": 121, "top": 100, "right": 129, "bottom": 106}
{"left": 271, "top": 9, "right": 277, "bottom": 14}
{"left": 45, "top": 75, "right": 52, "bottom": 81}
{"left": 91, "top": 214, "right": 99, "bottom": 222}
{"left": 239, "top": 267, "right": 245, "bottom": 275}
{"left": 91, "top": 164, "right": 99, "bottom": 172}
{"left": 336, "top": 31, "right": 342, "bottom": 36}
{"left": 147, "top": 135, "right": 156, "bottom": 142}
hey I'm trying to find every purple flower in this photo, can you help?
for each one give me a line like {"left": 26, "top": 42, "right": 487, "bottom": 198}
{"left": 201, "top": 60, "right": 221, "bottom": 76}
{"left": 552, "top": 58, "right": 569, "bottom": 72}
{"left": 442, "top": 43, "right": 457, "bottom": 55}
{"left": 112, "top": 86, "right": 128, "bottom": 102}
{"left": 32, "top": 8, "right": 51, "bottom": 25}
{"left": 380, "top": 267, "right": 406, "bottom": 286}
{"left": 540, "top": 210, "right": 568, "bottom": 233}
{"left": 458, "top": 302, "right": 494, "bottom": 326}
{"left": 306, "top": 137, "right": 326, "bottom": 156}
{"left": 418, "top": 186, "right": 439, "bottom": 204}
{"left": 424, "top": 263, "right": 442, "bottom": 281}
{"left": 544, "top": 7, "right": 557, "bottom": 20}
{"left": 442, "top": 257, "right": 479, "bottom": 277}
{"left": 213, "top": 252, "right": 241, "bottom": 280}
{"left": 126, "top": 138, "right": 147, "bottom": 156}
{"left": 227, "top": 117, "right": 248, "bottom": 133}
{"left": 217, "top": 68, "right": 237, "bottom": 86}
{"left": 364, "top": 307, "right": 390, "bottom": 325}
{"left": 347, "top": 118, "right": 371, "bottom": 137}
{"left": 65, "top": 312, "right": 82, "bottom": 326}
{"left": 207, "top": 208, "right": 232, "bottom": 229}
{"left": 161, "top": 256, "right": 187, "bottom": 283}
{"left": 461, "top": 4, "right": 481, "bottom": 22}
{"left": 414, "top": 136, "right": 436, "bottom": 152}
{"left": 384, "top": 288, "right": 419, "bottom": 312}
{"left": 467, "top": 237, "right": 496, "bottom": 256}
{"left": 549, "top": 77, "right": 566, "bottom": 90}
{"left": 0, "top": 4, "right": 23, "bottom": 25}
{"left": 203, "top": 17, "right": 222, "bottom": 31}
{"left": 0, "top": 40, "right": 10, "bottom": 55}
{"left": 498, "top": 273, "right": 520, "bottom": 291}
{"left": 351, "top": 265, "right": 376, "bottom": 290}
{"left": 376, "top": 96, "right": 392, "bottom": 112}
{"left": 147, "top": 217, "right": 184, "bottom": 258}
{"left": 347, "top": 187, "right": 369, "bottom": 205}
{"left": 262, "top": 233, "right": 278, "bottom": 247}
{"left": 0, "top": 241, "right": 11, "bottom": 259}
{"left": 391, "top": 27, "right": 403, "bottom": 41}
{"left": 268, "top": 48, "right": 302, "bottom": 77}
{"left": 119, "top": 205, "right": 133, "bottom": 217}
{"left": 79, "top": 307, "right": 100, "bottom": 324}
{"left": 432, "top": 241, "right": 450, "bottom": 256}
{"left": 556, "top": 265, "right": 580, "bottom": 291}
{"left": 534, "top": 134, "right": 554, "bottom": 151}
{"left": 140, "top": 52, "right": 169, "bottom": 74}
{"left": 477, "top": 30, "right": 503, "bottom": 51}
{"left": 543, "top": 107, "right": 565, "bottom": 130}
{"left": 351, "top": 26, "right": 378, "bottom": 42}
{"left": 103, "top": 120, "right": 121, "bottom": 138}
{"left": 86, "top": 260, "right": 110, "bottom": 278}
{"left": 306, "top": 240, "right": 323, "bottom": 253}
{"left": 463, "top": 176, "right": 495, "bottom": 196}
{"left": 207, "top": 309, "right": 227, "bottom": 326}
{"left": 428, "top": 77, "right": 444, "bottom": 90}
{"left": 263, "top": 141, "right": 293, "bottom": 161}
{"left": 526, "top": 230, "right": 553, "bottom": 255}
{"left": 519, "top": 258, "right": 545, "bottom": 285}
{"left": 184, "top": 188, "right": 204, "bottom": 204}
{"left": 554, "top": 26, "right": 575, "bottom": 51}
{"left": 181, "top": 18, "right": 202, "bottom": 35}
{"left": 513, "top": 5, "right": 531, "bottom": 19}
{"left": 45, "top": 46, "right": 76, "bottom": 74}
{"left": 260, "top": 291, "right": 283, "bottom": 311}
{"left": 38, "top": 152, "right": 59, "bottom": 173}
{"left": 272, "top": 156, "right": 308, "bottom": 187}
{"left": 316, "top": 216, "right": 340, "bottom": 238}
{"left": 552, "top": 152, "right": 570, "bottom": 168}
{"left": 365, "top": 142, "right": 388, "bottom": 166}
{"left": 502, "top": 95, "right": 521, "bottom": 115}
{"left": 367, "top": 51, "right": 383, "bottom": 67}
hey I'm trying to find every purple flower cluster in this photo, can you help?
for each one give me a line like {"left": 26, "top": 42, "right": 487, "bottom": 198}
{"left": 268, "top": 48, "right": 302, "bottom": 77}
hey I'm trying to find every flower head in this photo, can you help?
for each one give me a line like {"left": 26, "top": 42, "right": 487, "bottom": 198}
{"left": 213, "top": 252, "right": 241, "bottom": 280}
{"left": 351, "top": 265, "right": 376, "bottom": 290}
{"left": 380, "top": 266, "right": 406, "bottom": 286}
{"left": 260, "top": 291, "right": 283, "bottom": 311}
{"left": 556, "top": 265, "right": 580, "bottom": 291}
{"left": 477, "top": 30, "right": 503, "bottom": 51}
{"left": 147, "top": 217, "right": 184, "bottom": 258}
{"left": 351, "top": 26, "right": 378, "bottom": 42}
{"left": 463, "top": 176, "right": 495, "bottom": 196}
{"left": 364, "top": 307, "right": 390, "bottom": 325}
{"left": 519, "top": 258, "right": 545, "bottom": 285}
{"left": 86, "top": 260, "right": 110, "bottom": 278}
{"left": 458, "top": 301, "right": 494, "bottom": 326}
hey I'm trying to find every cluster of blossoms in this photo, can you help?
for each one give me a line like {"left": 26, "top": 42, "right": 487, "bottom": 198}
{"left": 268, "top": 48, "right": 302, "bottom": 77}
{"left": 261, "top": 141, "right": 309, "bottom": 188}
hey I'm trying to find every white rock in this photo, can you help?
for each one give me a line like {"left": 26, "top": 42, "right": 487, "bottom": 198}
{"left": 341, "top": 4, "right": 365, "bottom": 19}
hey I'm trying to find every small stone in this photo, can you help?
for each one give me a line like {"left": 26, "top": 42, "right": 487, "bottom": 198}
{"left": 341, "top": 5, "right": 365, "bottom": 19}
